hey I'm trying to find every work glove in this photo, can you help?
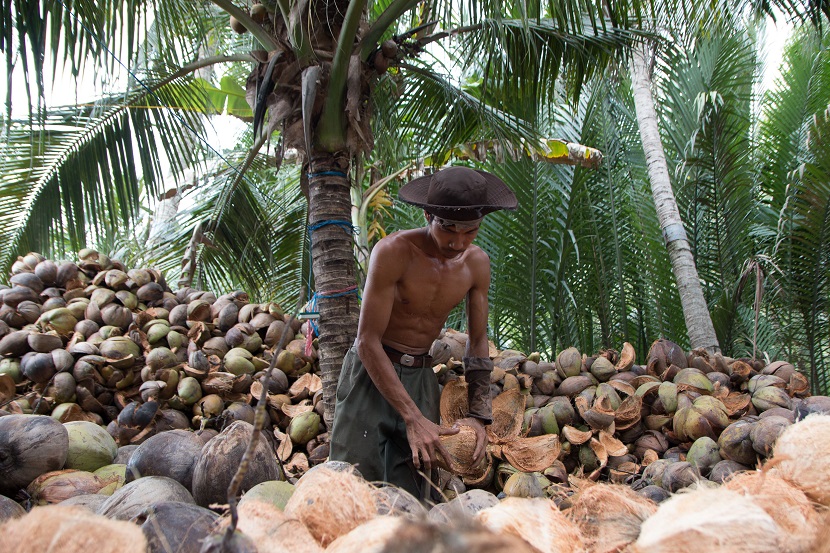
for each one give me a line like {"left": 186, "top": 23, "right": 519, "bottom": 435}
{"left": 463, "top": 356, "right": 493, "bottom": 425}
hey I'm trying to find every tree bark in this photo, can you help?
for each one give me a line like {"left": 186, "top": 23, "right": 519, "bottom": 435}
{"left": 630, "top": 44, "right": 721, "bottom": 353}
{"left": 306, "top": 152, "right": 360, "bottom": 428}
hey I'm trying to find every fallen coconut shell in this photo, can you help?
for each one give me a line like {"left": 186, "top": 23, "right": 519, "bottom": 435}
{"left": 191, "top": 420, "right": 280, "bottom": 508}
{"left": 686, "top": 436, "right": 721, "bottom": 477}
{"left": 97, "top": 475, "right": 194, "bottom": 521}
{"left": 750, "top": 414, "right": 791, "bottom": 456}
{"left": 125, "top": 428, "right": 203, "bottom": 490}
{"left": 26, "top": 469, "right": 112, "bottom": 506}
{"left": 708, "top": 459, "right": 750, "bottom": 483}
{"left": 133, "top": 500, "right": 219, "bottom": 553}
{"left": 0, "top": 414, "right": 69, "bottom": 496}
{"left": 718, "top": 419, "right": 758, "bottom": 466}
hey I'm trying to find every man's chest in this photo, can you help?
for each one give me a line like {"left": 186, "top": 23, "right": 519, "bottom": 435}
{"left": 394, "top": 257, "right": 472, "bottom": 315}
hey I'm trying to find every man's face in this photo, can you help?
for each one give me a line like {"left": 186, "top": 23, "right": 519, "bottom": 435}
{"left": 427, "top": 213, "right": 482, "bottom": 259}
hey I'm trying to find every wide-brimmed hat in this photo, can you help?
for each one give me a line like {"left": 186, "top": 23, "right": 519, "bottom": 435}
{"left": 398, "top": 166, "right": 518, "bottom": 221}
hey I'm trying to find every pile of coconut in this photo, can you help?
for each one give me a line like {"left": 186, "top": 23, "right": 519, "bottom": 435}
{"left": 3, "top": 414, "right": 830, "bottom": 552}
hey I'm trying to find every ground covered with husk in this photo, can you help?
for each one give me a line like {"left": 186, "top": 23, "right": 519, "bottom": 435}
{"left": 2, "top": 251, "right": 830, "bottom": 553}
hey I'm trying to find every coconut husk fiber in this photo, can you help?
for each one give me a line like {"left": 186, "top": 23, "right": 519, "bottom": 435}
{"left": 723, "top": 470, "right": 819, "bottom": 553}
{"left": 327, "top": 516, "right": 539, "bottom": 553}
{"left": 220, "top": 500, "right": 321, "bottom": 553}
{"left": 629, "top": 487, "right": 783, "bottom": 553}
{"left": 283, "top": 466, "right": 378, "bottom": 547}
{"left": 566, "top": 483, "right": 656, "bottom": 553}
{"left": 771, "top": 414, "right": 830, "bottom": 506}
{"left": 0, "top": 505, "right": 147, "bottom": 553}
{"left": 475, "top": 497, "right": 585, "bottom": 553}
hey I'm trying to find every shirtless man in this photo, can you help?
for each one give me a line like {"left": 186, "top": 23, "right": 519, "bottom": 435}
{"left": 329, "top": 166, "right": 517, "bottom": 498}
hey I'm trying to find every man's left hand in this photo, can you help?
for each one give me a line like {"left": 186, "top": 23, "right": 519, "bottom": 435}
{"left": 453, "top": 416, "right": 488, "bottom": 464}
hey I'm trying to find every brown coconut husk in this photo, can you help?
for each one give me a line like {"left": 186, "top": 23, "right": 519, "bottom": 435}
{"left": 440, "top": 378, "right": 469, "bottom": 426}
{"left": 567, "top": 483, "right": 657, "bottom": 553}
{"left": 283, "top": 466, "right": 378, "bottom": 547}
{"left": 330, "top": 515, "right": 538, "bottom": 553}
{"left": 325, "top": 515, "right": 409, "bottom": 553}
{"left": 438, "top": 423, "right": 488, "bottom": 477}
{"left": 488, "top": 388, "right": 526, "bottom": 443}
{"left": 500, "top": 434, "right": 561, "bottom": 473}
{"left": 723, "top": 470, "right": 818, "bottom": 553}
{"left": 629, "top": 487, "right": 783, "bottom": 553}
{"left": 221, "top": 500, "right": 321, "bottom": 553}
{"left": 475, "top": 497, "right": 586, "bottom": 553}
{"left": 0, "top": 505, "right": 147, "bottom": 553}
{"left": 771, "top": 414, "right": 830, "bottom": 506}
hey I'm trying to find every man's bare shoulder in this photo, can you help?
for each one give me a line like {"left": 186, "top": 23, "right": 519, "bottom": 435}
{"left": 373, "top": 228, "right": 423, "bottom": 255}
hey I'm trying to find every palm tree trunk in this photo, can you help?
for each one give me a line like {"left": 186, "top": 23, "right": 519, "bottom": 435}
{"left": 631, "top": 45, "right": 721, "bottom": 353}
{"left": 307, "top": 152, "right": 360, "bottom": 428}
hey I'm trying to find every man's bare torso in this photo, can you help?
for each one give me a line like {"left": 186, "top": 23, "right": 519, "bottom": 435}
{"left": 378, "top": 228, "right": 485, "bottom": 354}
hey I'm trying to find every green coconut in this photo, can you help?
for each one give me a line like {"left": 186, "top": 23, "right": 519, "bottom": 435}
{"left": 686, "top": 436, "right": 722, "bottom": 477}
{"left": 239, "top": 480, "right": 296, "bottom": 510}
{"left": 93, "top": 464, "right": 127, "bottom": 495}
{"left": 64, "top": 420, "right": 118, "bottom": 472}
{"left": 288, "top": 411, "right": 321, "bottom": 445}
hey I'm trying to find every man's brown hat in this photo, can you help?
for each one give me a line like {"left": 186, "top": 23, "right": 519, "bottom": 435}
{"left": 398, "top": 166, "right": 518, "bottom": 221}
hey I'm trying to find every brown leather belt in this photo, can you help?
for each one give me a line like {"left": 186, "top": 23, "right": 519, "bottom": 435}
{"left": 383, "top": 344, "right": 433, "bottom": 368}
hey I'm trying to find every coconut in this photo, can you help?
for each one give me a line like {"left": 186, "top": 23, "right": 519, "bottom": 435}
{"left": 476, "top": 497, "right": 584, "bottom": 553}
{"left": 0, "top": 505, "right": 148, "bottom": 553}
{"left": 331, "top": 516, "right": 538, "bottom": 553}
{"left": 718, "top": 419, "right": 758, "bottom": 466}
{"left": 556, "top": 347, "right": 582, "bottom": 378}
{"left": 58, "top": 493, "right": 108, "bottom": 512}
{"left": 0, "top": 414, "right": 69, "bottom": 496}
{"left": 373, "top": 484, "right": 428, "bottom": 519}
{"left": 210, "top": 499, "right": 318, "bottom": 553}
{"left": 239, "top": 480, "right": 296, "bottom": 511}
{"left": 97, "top": 475, "right": 194, "bottom": 520}
{"left": 192, "top": 420, "right": 280, "bottom": 508}
{"left": 428, "top": 488, "right": 500, "bottom": 523}
{"left": 686, "top": 436, "right": 722, "bottom": 477}
{"left": 64, "top": 420, "right": 118, "bottom": 472}
{"left": 567, "top": 483, "right": 657, "bottom": 553}
{"left": 750, "top": 415, "right": 791, "bottom": 456}
{"left": 630, "top": 487, "right": 783, "bottom": 553}
{"left": 133, "top": 501, "right": 219, "bottom": 553}
{"left": 93, "top": 464, "right": 126, "bottom": 495}
{"left": 283, "top": 466, "right": 377, "bottom": 547}
{"left": 26, "top": 469, "right": 112, "bottom": 505}
{"left": 0, "top": 494, "right": 25, "bottom": 522}
{"left": 709, "top": 459, "right": 750, "bottom": 483}
{"left": 325, "top": 516, "right": 409, "bottom": 553}
{"left": 125, "top": 428, "right": 203, "bottom": 489}
{"left": 771, "top": 414, "right": 830, "bottom": 505}
{"left": 724, "top": 471, "right": 818, "bottom": 553}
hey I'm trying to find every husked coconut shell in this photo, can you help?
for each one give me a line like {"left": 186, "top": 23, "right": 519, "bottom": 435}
{"left": 438, "top": 423, "right": 489, "bottom": 477}
{"left": 0, "top": 505, "right": 147, "bottom": 553}
{"left": 0, "top": 414, "right": 69, "bottom": 496}
{"left": 97, "top": 476, "right": 194, "bottom": 520}
{"left": 476, "top": 497, "right": 585, "bottom": 553}
{"left": 724, "top": 471, "right": 818, "bottom": 553}
{"left": 568, "top": 483, "right": 657, "bottom": 553}
{"left": 191, "top": 420, "right": 280, "bottom": 508}
{"left": 439, "top": 378, "right": 469, "bottom": 425}
{"left": 771, "top": 414, "right": 830, "bottom": 506}
{"left": 499, "top": 434, "right": 561, "bottom": 473}
{"left": 283, "top": 466, "right": 378, "bottom": 548}
{"left": 630, "top": 487, "right": 783, "bottom": 553}
{"left": 133, "top": 501, "right": 219, "bottom": 553}
{"left": 125, "top": 429, "right": 204, "bottom": 490}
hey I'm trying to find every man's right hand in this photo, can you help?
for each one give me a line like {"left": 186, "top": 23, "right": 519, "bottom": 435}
{"left": 404, "top": 413, "right": 459, "bottom": 471}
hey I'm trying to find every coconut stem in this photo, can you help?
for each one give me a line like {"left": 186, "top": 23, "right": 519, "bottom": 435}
{"left": 221, "top": 288, "right": 306, "bottom": 551}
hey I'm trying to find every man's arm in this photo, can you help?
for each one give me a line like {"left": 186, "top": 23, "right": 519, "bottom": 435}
{"left": 355, "top": 238, "right": 457, "bottom": 471}
{"left": 459, "top": 249, "right": 492, "bottom": 463}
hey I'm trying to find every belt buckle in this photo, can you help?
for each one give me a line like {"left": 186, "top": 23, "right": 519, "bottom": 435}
{"left": 400, "top": 353, "right": 416, "bottom": 367}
